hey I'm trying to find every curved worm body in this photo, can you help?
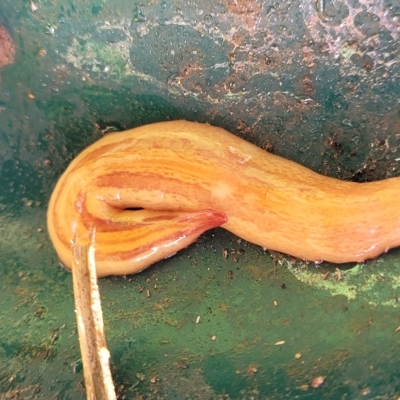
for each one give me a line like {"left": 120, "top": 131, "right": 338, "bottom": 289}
{"left": 47, "top": 120, "right": 400, "bottom": 277}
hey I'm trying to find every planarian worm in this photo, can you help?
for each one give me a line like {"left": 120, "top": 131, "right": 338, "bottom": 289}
{"left": 47, "top": 120, "right": 400, "bottom": 277}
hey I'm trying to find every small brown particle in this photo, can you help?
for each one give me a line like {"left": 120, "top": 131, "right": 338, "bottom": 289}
{"left": 299, "top": 384, "right": 309, "bottom": 390}
{"left": 360, "top": 387, "right": 371, "bottom": 396}
{"left": 146, "top": 289, "right": 151, "bottom": 298}
{"left": 246, "top": 364, "right": 258, "bottom": 374}
{"left": 322, "top": 271, "right": 330, "bottom": 280}
{"left": 34, "top": 307, "right": 46, "bottom": 316}
{"left": 0, "top": 26, "right": 15, "bottom": 69}
{"left": 335, "top": 268, "right": 343, "bottom": 281}
{"left": 177, "top": 359, "right": 188, "bottom": 369}
{"left": 311, "top": 376, "right": 325, "bottom": 388}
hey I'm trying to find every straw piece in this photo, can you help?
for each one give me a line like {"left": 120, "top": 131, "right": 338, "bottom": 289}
{"left": 71, "top": 235, "right": 116, "bottom": 400}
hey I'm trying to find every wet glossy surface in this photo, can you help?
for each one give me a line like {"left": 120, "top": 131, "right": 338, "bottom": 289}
{"left": 48, "top": 121, "right": 400, "bottom": 277}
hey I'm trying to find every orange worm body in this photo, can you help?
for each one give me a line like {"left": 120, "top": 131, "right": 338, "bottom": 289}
{"left": 47, "top": 120, "right": 400, "bottom": 277}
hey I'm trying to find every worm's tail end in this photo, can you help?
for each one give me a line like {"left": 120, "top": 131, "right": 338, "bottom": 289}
{"left": 76, "top": 209, "right": 227, "bottom": 277}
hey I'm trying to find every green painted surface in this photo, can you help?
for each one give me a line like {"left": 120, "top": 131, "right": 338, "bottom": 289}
{"left": 1, "top": 0, "right": 400, "bottom": 398}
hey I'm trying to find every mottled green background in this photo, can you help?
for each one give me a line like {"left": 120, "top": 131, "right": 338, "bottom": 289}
{"left": 1, "top": 0, "right": 400, "bottom": 398}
